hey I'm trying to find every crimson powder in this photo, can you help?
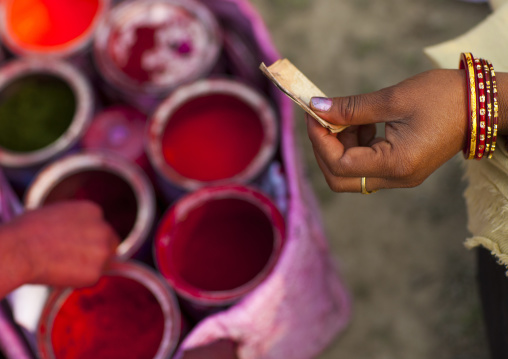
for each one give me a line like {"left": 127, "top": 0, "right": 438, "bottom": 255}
{"left": 51, "top": 275, "right": 165, "bottom": 359}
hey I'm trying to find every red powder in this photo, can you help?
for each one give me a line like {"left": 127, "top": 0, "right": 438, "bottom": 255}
{"left": 109, "top": 26, "right": 159, "bottom": 84}
{"left": 106, "top": 5, "right": 209, "bottom": 87}
{"left": 7, "top": 0, "right": 99, "bottom": 48}
{"left": 43, "top": 170, "right": 138, "bottom": 240}
{"left": 165, "top": 198, "right": 275, "bottom": 291}
{"left": 161, "top": 94, "right": 265, "bottom": 182}
{"left": 51, "top": 276, "right": 165, "bottom": 359}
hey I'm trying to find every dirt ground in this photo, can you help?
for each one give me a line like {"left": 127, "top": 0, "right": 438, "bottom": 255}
{"left": 249, "top": 0, "right": 492, "bottom": 358}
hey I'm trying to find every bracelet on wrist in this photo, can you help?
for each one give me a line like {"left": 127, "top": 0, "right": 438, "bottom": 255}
{"left": 459, "top": 52, "right": 498, "bottom": 160}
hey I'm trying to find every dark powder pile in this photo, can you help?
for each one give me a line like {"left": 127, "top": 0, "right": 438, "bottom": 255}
{"left": 43, "top": 170, "right": 138, "bottom": 240}
{"left": 0, "top": 74, "right": 76, "bottom": 152}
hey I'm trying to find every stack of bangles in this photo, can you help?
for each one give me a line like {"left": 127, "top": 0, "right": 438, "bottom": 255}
{"left": 460, "top": 52, "right": 498, "bottom": 160}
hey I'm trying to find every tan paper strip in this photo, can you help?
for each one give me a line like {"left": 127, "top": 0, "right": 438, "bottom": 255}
{"left": 259, "top": 59, "right": 346, "bottom": 133}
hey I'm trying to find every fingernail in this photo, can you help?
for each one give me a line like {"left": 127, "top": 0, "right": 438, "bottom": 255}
{"left": 311, "top": 97, "right": 332, "bottom": 112}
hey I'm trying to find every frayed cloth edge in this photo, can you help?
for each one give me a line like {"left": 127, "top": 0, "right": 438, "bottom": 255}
{"left": 465, "top": 236, "right": 508, "bottom": 274}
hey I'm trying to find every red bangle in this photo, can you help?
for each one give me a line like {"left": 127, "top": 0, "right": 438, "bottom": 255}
{"left": 474, "top": 57, "right": 486, "bottom": 159}
{"left": 459, "top": 52, "right": 477, "bottom": 159}
{"left": 481, "top": 59, "right": 493, "bottom": 157}
{"left": 487, "top": 60, "right": 498, "bottom": 158}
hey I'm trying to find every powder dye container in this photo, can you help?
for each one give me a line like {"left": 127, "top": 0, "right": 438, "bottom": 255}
{"left": 93, "top": 0, "right": 221, "bottom": 111}
{"left": 154, "top": 185, "right": 285, "bottom": 316}
{"left": 37, "top": 261, "right": 181, "bottom": 359}
{"left": 0, "top": 0, "right": 109, "bottom": 57}
{"left": 24, "top": 151, "right": 155, "bottom": 260}
{"left": 81, "top": 105, "right": 150, "bottom": 171}
{"left": 0, "top": 58, "right": 93, "bottom": 185}
{"left": 146, "top": 78, "right": 278, "bottom": 200}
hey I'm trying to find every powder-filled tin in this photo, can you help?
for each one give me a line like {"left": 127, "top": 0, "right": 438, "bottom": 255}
{"left": 81, "top": 105, "right": 149, "bottom": 170}
{"left": 146, "top": 78, "right": 278, "bottom": 199}
{"left": 154, "top": 185, "right": 285, "bottom": 316}
{"left": 37, "top": 261, "right": 181, "bottom": 359}
{"left": 0, "top": 0, "right": 109, "bottom": 57}
{"left": 24, "top": 151, "right": 155, "bottom": 259}
{"left": 93, "top": 0, "right": 221, "bottom": 111}
{"left": 0, "top": 58, "right": 93, "bottom": 184}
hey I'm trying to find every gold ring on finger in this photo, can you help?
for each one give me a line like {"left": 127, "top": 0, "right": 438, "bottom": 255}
{"left": 361, "top": 177, "right": 378, "bottom": 195}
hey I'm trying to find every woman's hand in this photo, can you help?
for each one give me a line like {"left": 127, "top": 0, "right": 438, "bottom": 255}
{"left": 306, "top": 69, "right": 468, "bottom": 193}
{"left": 0, "top": 201, "right": 120, "bottom": 297}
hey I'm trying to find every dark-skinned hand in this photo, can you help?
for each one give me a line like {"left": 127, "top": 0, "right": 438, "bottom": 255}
{"left": 306, "top": 69, "right": 508, "bottom": 193}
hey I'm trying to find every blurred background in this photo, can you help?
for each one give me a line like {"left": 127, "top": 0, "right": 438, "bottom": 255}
{"left": 250, "top": 0, "right": 492, "bottom": 358}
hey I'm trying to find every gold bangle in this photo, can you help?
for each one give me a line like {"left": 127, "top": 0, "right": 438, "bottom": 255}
{"left": 465, "top": 53, "right": 477, "bottom": 160}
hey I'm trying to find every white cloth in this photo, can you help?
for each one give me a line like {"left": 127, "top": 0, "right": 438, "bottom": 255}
{"left": 424, "top": 2, "right": 508, "bottom": 268}
{"left": 424, "top": 1, "right": 508, "bottom": 71}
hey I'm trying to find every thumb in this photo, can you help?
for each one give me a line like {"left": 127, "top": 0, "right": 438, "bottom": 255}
{"left": 310, "top": 90, "right": 392, "bottom": 126}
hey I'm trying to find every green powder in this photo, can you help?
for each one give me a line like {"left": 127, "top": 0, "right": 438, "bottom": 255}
{"left": 0, "top": 74, "right": 76, "bottom": 152}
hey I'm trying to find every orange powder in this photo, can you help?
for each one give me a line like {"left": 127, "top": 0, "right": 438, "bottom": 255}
{"left": 6, "top": 0, "right": 100, "bottom": 50}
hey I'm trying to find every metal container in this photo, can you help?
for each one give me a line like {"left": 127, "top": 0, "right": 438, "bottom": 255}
{"left": 0, "top": 58, "right": 93, "bottom": 185}
{"left": 81, "top": 105, "right": 150, "bottom": 170}
{"left": 0, "top": 0, "right": 109, "bottom": 57}
{"left": 146, "top": 78, "right": 278, "bottom": 200}
{"left": 24, "top": 151, "right": 155, "bottom": 260}
{"left": 37, "top": 261, "right": 181, "bottom": 359}
{"left": 154, "top": 185, "right": 286, "bottom": 317}
{"left": 93, "top": 0, "right": 221, "bottom": 111}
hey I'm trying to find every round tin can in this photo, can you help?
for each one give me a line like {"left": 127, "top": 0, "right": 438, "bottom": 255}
{"left": 0, "top": 0, "right": 109, "bottom": 57}
{"left": 93, "top": 0, "right": 221, "bottom": 110}
{"left": 146, "top": 78, "right": 278, "bottom": 199}
{"left": 24, "top": 151, "right": 155, "bottom": 260}
{"left": 0, "top": 58, "right": 93, "bottom": 185}
{"left": 37, "top": 261, "right": 181, "bottom": 359}
{"left": 154, "top": 185, "right": 285, "bottom": 316}
{"left": 81, "top": 105, "right": 149, "bottom": 170}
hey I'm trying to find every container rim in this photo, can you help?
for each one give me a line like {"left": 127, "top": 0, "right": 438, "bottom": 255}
{"left": 0, "top": 0, "right": 110, "bottom": 57}
{"left": 0, "top": 58, "right": 94, "bottom": 168}
{"left": 146, "top": 78, "right": 279, "bottom": 192}
{"left": 36, "top": 260, "right": 181, "bottom": 359}
{"left": 93, "top": 0, "right": 221, "bottom": 96}
{"left": 24, "top": 151, "right": 156, "bottom": 259}
{"left": 154, "top": 184, "right": 286, "bottom": 306}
